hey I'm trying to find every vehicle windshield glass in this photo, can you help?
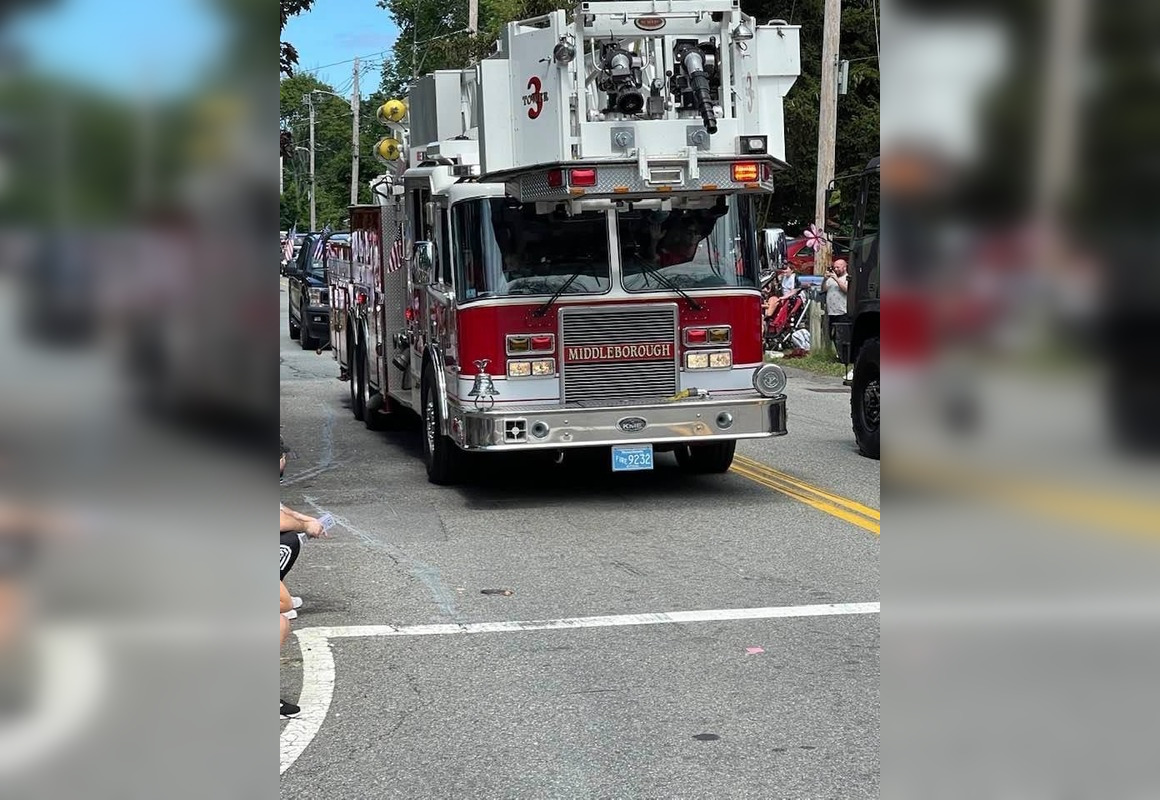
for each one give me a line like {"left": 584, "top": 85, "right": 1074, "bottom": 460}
{"left": 617, "top": 196, "right": 758, "bottom": 291}
{"left": 453, "top": 199, "right": 611, "bottom": 302}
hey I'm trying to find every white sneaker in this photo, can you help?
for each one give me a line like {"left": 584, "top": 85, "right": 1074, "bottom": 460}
{"left": 283, "top": 609, "right": 297, "bottom": 620}
{"left": 291, "top": 596, "right": 303, "bottom": 610}
{"left": 845, "top": 368, "right": 854, "bottom": 381}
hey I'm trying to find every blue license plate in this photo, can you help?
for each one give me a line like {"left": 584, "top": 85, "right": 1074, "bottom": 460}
{"left": 612, "top": 445, "right": 654, "bottom": 472}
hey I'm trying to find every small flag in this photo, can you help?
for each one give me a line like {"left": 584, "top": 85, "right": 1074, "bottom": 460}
{"left": 282, "top": 224, "right": 296, "bottom": 263}
{"left": 311, "top": 224, "right": 332, "bottom": 262}
{"left": 386, "top": 226, "right": 406, "bottom": 273}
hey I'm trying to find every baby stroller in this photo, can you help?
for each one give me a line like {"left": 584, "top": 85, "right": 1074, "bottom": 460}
{"left": 763, "top": 288, "right": 813, "bottom": 352}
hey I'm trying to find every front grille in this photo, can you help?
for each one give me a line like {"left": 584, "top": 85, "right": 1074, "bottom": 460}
{"left": 560, "top": 305, "right": 678, "bottom": 404}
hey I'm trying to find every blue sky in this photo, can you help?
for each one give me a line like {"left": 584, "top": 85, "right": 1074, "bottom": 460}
{"left": 283, "top": 1, "right": 399, "bottom": 98}
{"left": 7, "top": 0, "right": 397, "bottom": 99}
{"left": 8, "top": 0, "right": 224, "bottom": 97}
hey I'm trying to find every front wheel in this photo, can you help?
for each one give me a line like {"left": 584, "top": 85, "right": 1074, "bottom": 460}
{"left": 851, "top": 336, "right": 880, "bottom": 460}
{"left": 299, "top": 306, "right": 316, "bottom": 350}
{"left": 421, "top": 366, "right": 462, "bottom": 485}
{"left": 288, "top": 311, "right": 300, "bottom": 340}
{"left": 674, "top": 440, "right": 737, "bottom": 474}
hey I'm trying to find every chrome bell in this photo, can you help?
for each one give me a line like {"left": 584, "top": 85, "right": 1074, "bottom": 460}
{"left": 468, "top": 359, "right": 499, "bottom": 410}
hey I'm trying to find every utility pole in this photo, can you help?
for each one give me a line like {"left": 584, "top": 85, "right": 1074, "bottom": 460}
{"left": 468, "top": 0, "right": 478, "bottom": 33}
{"left": 351, "top": 57, "right": 361, "bottom": 205}
{"left": 812, "top": 0, "right": 841, "bottom": 352}
{"left": 308, "top": 94, "right": 316, "bottom": 231}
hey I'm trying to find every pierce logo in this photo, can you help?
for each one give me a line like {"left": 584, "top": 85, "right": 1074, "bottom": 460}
{"left": 564, "top": 343, "right": 674, "bottom": 363}
{"left": 524, "top": 76, "right": 549, "bottom": 119}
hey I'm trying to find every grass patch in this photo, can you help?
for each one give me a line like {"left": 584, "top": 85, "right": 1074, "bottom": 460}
{"left": 767, "top": 349, "right": 848, "bottom": 378}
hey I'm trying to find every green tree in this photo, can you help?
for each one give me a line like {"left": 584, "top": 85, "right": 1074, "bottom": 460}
{"left": 742, "top": 0, "right": 880, "bottom": 234}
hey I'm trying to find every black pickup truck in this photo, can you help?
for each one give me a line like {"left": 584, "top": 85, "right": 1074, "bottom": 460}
{"left": 287, "top": 231, "right": 347, "bottom": 350}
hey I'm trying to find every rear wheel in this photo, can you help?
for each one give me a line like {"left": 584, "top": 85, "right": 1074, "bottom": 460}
{"left": 674, "top": 440, "right": 737, "bottom": 474}
{"left": 851, "top": 336, "right": 880, "bottom": 459}
{"left": 351, "top": 339, "right": 366, "bottom": 421}
{"left": 421, "top": 365, "right": 462, "bottom": 485}
{"left": 363, "top": 348, "right": 384, "bottom": 431}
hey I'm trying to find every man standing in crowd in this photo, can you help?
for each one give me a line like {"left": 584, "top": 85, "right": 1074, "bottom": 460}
{"left": 822, "top": 258, "right": 852, "bottom": 378}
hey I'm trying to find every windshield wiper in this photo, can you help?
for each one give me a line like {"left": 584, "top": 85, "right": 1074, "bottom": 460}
{"left": 638, "top": 263, "right": 704, "bottom": 311}
{"left": 532, "top": 269, "right": 587, "bottom": 317}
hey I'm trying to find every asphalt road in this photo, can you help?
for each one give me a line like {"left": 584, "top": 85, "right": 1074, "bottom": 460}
{"left": 278, "top": 278, "right": 880, "bottom": 799}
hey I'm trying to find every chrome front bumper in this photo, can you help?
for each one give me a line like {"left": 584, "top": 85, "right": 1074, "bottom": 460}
{"left": 450, "top": 394, "right": 787, "bottom": 451}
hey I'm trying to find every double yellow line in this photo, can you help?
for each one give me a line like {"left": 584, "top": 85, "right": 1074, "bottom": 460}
{"left": 731, "top": 454, "right": 881, "bottom": 536}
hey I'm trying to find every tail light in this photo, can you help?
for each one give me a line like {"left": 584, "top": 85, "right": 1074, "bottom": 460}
{"left": 732, "top": 162, "right": 759, "bottom": 182}
{"left": 571, "top": 168, "right": 597, "bottom": 187}
{"left": 547, "top": 169, "right": 597, "bottom": 188}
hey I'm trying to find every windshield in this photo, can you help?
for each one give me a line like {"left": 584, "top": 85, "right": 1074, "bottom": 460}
{"left": 617, "top": 196, "right": 758, "bottom": 291}
{"left": 453, "top": 199, "right": 611, "bottom": 302}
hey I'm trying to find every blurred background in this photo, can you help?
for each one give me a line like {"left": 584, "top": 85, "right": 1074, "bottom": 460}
{"left": 884, "top": 0, "right": 1160, "bottom": 797}
{"left": 0, "top": 1, "right": 272, "bottom": 797}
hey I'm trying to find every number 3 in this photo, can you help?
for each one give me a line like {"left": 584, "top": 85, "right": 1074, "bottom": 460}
{"left": 527, "top": 77, "right": 543, "bottom": 120}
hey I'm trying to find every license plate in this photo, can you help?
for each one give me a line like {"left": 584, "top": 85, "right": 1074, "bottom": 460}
{"left": 611, "top": 445, "right": 654, "bottom": 472}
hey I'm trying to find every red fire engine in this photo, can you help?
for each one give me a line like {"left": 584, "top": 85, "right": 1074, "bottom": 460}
{"left": 329, "top": 0, "right": 801, "bottom": 483}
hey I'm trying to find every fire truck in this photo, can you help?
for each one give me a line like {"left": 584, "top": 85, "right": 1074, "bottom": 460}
{"left": 329, "top": 0, "right": 801, "bottom": 484}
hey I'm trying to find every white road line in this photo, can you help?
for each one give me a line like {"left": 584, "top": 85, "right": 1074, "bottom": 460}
{"left": 303, "top": 602, "right": 880, "bottom": 640}
{"left": 280, "top": 631, "right": 335, "bottom": 776}
{"left": 279, "top": 601, "right": 879, "bottom": 776}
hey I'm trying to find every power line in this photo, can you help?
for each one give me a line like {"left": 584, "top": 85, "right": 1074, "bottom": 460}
{"left": 298, "top": 49, "right": 391, "bottom": 74}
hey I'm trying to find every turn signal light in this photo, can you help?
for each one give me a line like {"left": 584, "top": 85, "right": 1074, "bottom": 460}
{"left": 507, "top": 333, "right": 555, "bottom": 354}
{"left": 683, "top": 326, "right": 731, "bottom": 346}
{"left": 732, "top": 162, "right": 759, "bottom": 182}
{"left": 548, "top": 169, "right": 564, "bottom": 188}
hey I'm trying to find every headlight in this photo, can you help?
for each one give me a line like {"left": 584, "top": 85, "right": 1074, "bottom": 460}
{"left": 753, "top": 364, "right": 787, "bottom": 396}
{"left": 508, "top": 358, "right": 555, "bottom": 378}
{"left": 685, "top": 350, "right": 732, "bottom": 370}
{"left": 709, "top": 351, "right": 732, "bottom": 368}
{"left": 308, "top": 287, "right": 325, "bottom": 305}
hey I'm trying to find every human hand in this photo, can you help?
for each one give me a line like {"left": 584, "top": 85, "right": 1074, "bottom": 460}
{"left": 304, "top": 519, "right": 327, "bottom": 538}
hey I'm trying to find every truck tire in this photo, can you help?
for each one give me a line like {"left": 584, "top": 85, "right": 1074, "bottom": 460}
{"left": 299, "top": 305, "right": 316, "bottom": 350}
{"left": 851, "top": 336, "right": 880, "bottom": 460}
{"left": 362, "top": 348, "right": 385, "bottom": 431}
{"left": 351, "top": 338, "right": 368, "bottom": 421}
{"left": 675, "top": 440, "right": 737, "bottom": 474}
{"left": 288, "top": 311, "right": 299, "bottom": 340}
{"left": 421, "top": 364, "right": 462, "bottom": 485}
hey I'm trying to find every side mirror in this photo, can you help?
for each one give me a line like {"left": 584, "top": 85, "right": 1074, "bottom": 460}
{"left": 824, "top": 185, "right": 841, "bottom": 234}
{"left": 759, "top": 227, "right": 787, "bottom": 282}
{"left": 412, "top": 241, "right": 435, "bottom": 286}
